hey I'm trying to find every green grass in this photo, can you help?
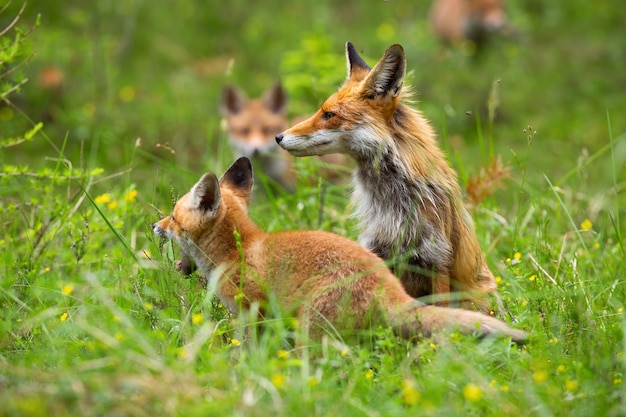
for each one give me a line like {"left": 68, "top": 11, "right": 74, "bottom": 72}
{"left": 1, "top": 1, "right": 625, "bottom": 416}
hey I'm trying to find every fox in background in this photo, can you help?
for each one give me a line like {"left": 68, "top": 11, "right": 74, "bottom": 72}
{"left": 429, "top": 0, "right": 511, "bottom": 49}
{"left": 276, "top": 42, "right": 499, "bottom": 313}
{"left": 153, "top": 157, "right": 526, "bottom": 343}
{"left": 220, "top": 82, "right": 348, "bottom": 191}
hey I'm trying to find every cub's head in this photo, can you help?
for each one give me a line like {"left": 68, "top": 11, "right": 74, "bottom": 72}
{"left": 153, "top": 157, "right": 254, "bottom": 243}
{"left": 220, "top": 83, "right": 288, "bottom": 157}
{"left": 275, "top": 42, "right": 407, "bottom": 158}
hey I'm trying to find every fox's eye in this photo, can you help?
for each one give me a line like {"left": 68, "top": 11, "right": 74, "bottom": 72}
{"left": 321, "top": 111, "right": 335, "bottom": 121}
{"left": 239, "top": 128, "right": 250, "bottom": 136}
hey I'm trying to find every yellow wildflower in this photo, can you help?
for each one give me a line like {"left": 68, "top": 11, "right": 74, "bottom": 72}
{"left": 365, "top": 369, "right": 374, "bottom": 380}
{"left": 533, "top": 370, "right": 548, "bottom": 384}
{"left": 119, "top": 86, "right": 136, "bottom": 102}
{"left": 618, "top": 307, "right": 623, "bottom": 313}
{"left": 429, "top": 342, "right": 436, "bottom": 349}
{"left": 376, "top": 22, "right": 395, "bottom": 41}
{"left": 462, "top": 383, "right": 483, "bottom": 402}
{"left": 271, "top": 373, "right": 285, "bottom": 389}
{"left": 61, "top": 284, "right": 74, "bottom": 295}
{"left": 124, "top": 189, "right": 138, "bottom": 203}
{"left": 556, "top": 365, "right": 566, "bottom": 373}
{"left": 192, "top": 313, "right": 203, "bottom": 324}
{"left": 514, "top": 252, "right": 522, "bottom": 260}
{"left": 60, "top": 312, "right": 68, "bottom": 322}
{"left": 529, "top": 275, "right": 536, "bottom": 281}
{"left": 308, "top": 376, "right": 319, "bottom": 387}
{"left": 144, "top": 303, "right": 153, "bottom": 311}
{"left": 107, "top": 200, "right": 118, "bottom": 210}
{"left": 177, "top": 347, "right": 187, "bottom": 359}
{"left": 401, "top": 379, "right": 420, "bottom": 405}
{"left": 580, "top": 219, "right": 592, "bottom": 231}
{"left": 565, "top": 380, "right": 579, "bottom": 391}
{"left": 94, "top": 193, "right": 111, "bottom": 204}
{"left": 230, "top": 338, "right": 241, "bottom": 347}
{"left": 276, "top": 349, "right": 290, "bottom": 359}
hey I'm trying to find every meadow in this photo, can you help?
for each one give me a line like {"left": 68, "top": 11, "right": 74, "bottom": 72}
{"left": 1, "top": 1, "right": 625, "bottom": 416}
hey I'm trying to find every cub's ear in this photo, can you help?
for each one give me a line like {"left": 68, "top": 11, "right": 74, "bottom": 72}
{"left": 220, "top": 157, "right": 254, "bottom": 202}
{"left": 220, "top": 85, "right": 248, "bottom": 116}
{"left": 361, "top": 44, "right": 406, "bottom": 100}
{"left": 189, "top": 172, "right": 221, "bottom": 212}
{"left": 263, "top": 81, "right": 287, "bottom": 114}
{"left": 345, "top": 41, "right": 371, "bottom": 82}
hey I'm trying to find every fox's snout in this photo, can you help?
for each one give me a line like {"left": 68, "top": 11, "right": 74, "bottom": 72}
{"left": 153, "top": 221, "right": 167, "bottom": 238}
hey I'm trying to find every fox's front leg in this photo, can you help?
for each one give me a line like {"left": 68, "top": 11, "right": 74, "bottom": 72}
{"left": 176, "top": 251, "right": 196, "bottom": 276}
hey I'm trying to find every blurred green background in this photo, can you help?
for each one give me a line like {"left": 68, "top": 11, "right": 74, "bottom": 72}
{"left": 3, "top": 0, "right": 625, "bottom": 195}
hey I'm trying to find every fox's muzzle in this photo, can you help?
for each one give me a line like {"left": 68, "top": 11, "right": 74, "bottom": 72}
{"left": 275, "top": 133, "right": 284, "bottom": 144}
{"left": 153, "top": 222, "right": 167, "bottom": 238}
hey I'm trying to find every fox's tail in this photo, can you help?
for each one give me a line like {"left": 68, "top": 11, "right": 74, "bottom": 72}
{"left": 389, "top": 303, "right": 527, "bottom": 344}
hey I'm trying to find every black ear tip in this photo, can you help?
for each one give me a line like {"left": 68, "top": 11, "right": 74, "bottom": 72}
{"left": 236, "top": 156, "right": 252, "bottom": 170}
{"left": 388, "top": 44, "right": 405, "bottom": 55}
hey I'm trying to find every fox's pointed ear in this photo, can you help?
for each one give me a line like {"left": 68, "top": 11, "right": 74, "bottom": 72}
{"left": 361, "top": 44, "right": 406, "bottom": 100}
{"left": 189, "top": 172, "right": 221, "bottom": 212}
{"left": 346, "top": 42, "right": 371, "bottom": 82}
{"left": 263, "top": 82, "right": 287, "bottom": 114}
{"left": 220, "top": 85, "right": 248, "bottom": 116}
{"left": 220, "top": 157, "right": 254, "bottom": 202}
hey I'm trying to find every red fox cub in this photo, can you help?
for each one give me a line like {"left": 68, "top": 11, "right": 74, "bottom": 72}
{"left": 220, "top": 82, "right": 348, "bottom": 190}
{"left": 153, "top": 157, "right": 526, "bottom": 343}
{"left": 430, "top": 0, "right": 508, "bottom": 47}
{"left": 276, "top": 42, "right": 498, "bottom": 312}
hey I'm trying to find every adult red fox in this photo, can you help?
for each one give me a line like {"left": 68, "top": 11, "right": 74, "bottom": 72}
{"left": 276, "top": 43, "right": 498, "bottom": 312}
{"left": 220, "top": 82, "right": 348, "bottom": 190}
{"left": 153, "top": 157, "right": 526, "bottom": 342}
{"left": 430, "top": 0, "right": 508, "bottom": 47}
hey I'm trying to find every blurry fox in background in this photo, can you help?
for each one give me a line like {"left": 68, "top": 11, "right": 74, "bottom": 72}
{"left": 276, "top": 42, "right": 499, "bottom": 313}
{"left": 220, "top": 82, "right": 349, "bottom": 191}
{"left": 220, "top": 82, "right": 296, "bottom": 190}
{"left": 430, "top": 0, "right": 510, "bottom": 49}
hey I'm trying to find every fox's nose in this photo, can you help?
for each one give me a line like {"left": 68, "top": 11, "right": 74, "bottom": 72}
{"left": 275, "top": 133, "right": 283, "bottom": 144}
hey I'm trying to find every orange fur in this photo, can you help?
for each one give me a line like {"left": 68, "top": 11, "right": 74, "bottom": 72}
{"left": 153, "top": 157, "right": 526, "bottom": 343}
{"left": 277, "top": 43, "right": 499, "bottom": 312}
